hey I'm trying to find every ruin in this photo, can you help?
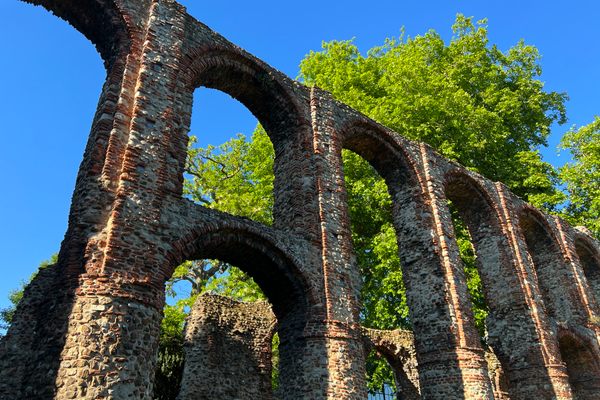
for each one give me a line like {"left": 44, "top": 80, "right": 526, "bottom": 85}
{"left": 1, "top": 0, "right": 600, "bottom": 399}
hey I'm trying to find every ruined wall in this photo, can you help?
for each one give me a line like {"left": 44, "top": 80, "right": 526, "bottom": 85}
{"left": 363, "top": 329, "right": 421, "bottom": 400}
{"left": 1, "top": 0, "right": 600, "bottom": 399}
{"left": 177, "top": 294, "right": 276, "bottom": 400}
{"left": 364, "top": 329, "right": 512, "bottom": 400}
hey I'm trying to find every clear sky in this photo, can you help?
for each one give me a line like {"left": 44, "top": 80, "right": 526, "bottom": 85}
{"left": 0, "top": 0, "right": 598, "bottom": 318}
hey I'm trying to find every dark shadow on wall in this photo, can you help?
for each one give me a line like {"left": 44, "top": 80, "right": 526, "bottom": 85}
{"left": 558, "top": 330, "right": 600, "bottom": 399}
{"left": 575, "top": 236, "right": 600, "bottom": 307}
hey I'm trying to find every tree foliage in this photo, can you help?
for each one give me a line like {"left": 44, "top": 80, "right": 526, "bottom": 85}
{"left": 559, "top": 116, "right": 600, "bottom": 238}
{"left": 299, "top": 15, "right": 567, "bottom": 209}
{"left": 185, "top": 130, "right": 274, "bottom": 225}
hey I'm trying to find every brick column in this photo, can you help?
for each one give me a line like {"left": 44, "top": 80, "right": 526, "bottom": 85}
{"left": 53, "top": 2, "right": 189, "bottom": 398}
{"left": 496, "top": 184, "right": 573, "bottom": 399}
{"left": 390, "top": 144, "right": 494, "bottom": 399}
{"left": 296, "top": 88, "right": 367, "bottom": 399}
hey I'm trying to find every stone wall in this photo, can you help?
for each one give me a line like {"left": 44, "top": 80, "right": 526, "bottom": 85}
{"left": 177, "top": 294, "right": 276, "bottom": 400}
{"left": 363, "top": 328, "right": 421, "bottom": 400}
{"left": 1, "top": 0, "right": 600, "bottom": 399}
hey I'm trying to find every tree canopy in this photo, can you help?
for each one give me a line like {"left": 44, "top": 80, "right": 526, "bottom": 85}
{"left": 559, "top": 116, "right": 600, "bottom": 238}
{"left": 299, "top": 15, "right": 567, "bottom": 209}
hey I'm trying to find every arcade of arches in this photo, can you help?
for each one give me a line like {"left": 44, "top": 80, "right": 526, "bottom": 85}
{"left": 1, "top": 0, "right": 600, "bottom": 399}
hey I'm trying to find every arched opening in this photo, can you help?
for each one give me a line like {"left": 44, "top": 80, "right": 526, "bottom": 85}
{"left": 339, "top": 125, "right": 415, "bottom": 392}
{"left": 176, "top": 47, "right": 308, "bottom": 228}
{"left": 158, "top": 226, "right": 311, "bottom": 399}
{"left": 339, "top": 122, "right": 493, "bottom": 396}
{"left": 184, "top": 87, "right": 274, "bottom": 224}
{"left": 444, "top": 172, "right": 557, "bottom": 396}
{"left": 558, "top": 331, "right": 600, "bottom": 399}
{"left": 341, "top": 148, "right": 409, "bottom": 330}
{"left": 363, "top": 329, "right": 420, "bottom": 400}
{"left": 575, "top": 236, "right": 600, "bottom": 306}
{"left": 444, "top": 174, "right": 500, "bottom": 341}
{"left": 519, "top": 209, "right": 574, "bottom": 320}
{"left": 366, "top": 348, "right": 401, "bottom": 400}
{"left": 366, "top": 348, "right": 420, "bottom": 400}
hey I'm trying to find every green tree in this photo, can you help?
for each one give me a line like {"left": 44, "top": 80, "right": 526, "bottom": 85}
{"left": 184, "top": 130, "right": 274, "bottom": 226}
{"left": 559, "top": 116, "right": 600, "bottom": 239}
{"left": 299, "top": 15, "right": 566, "bottom": 209}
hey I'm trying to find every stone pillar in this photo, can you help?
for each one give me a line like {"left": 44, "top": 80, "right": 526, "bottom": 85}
{"left": 388, "top": 144, "right": 494, "bottom": 399}
{"left": 285, "top": 88, "right": 366, "bottom": 399}
{"left": 53, "top": 2, "right": 189, "bottom": 398}
{"left": 496, "top": 184, "right": 573, "bottom": 399}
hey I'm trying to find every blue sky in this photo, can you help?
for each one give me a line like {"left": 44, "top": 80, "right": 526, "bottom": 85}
{"left": 0, "top": 0, "right": 599, "bottom": 316}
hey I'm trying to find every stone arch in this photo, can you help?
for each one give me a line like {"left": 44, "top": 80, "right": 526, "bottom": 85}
{"left": 443, "top": 170, "right": 560, "bottom": 398}
{"left": 574, "top": 233, "right": 600, "bottom": 307}
{"left": 363, "top": 329, "right": 421, "bottom": 400}
{"left": 337, "top": 120, "right": 424, "bottom": 336}
{"left": 178, "top": 47, "right": 308, "bottom": 151}
{"left": 167, "top": 223, "right": 312, "bottom": 319}
{"left": 444, "top": 169, "right": 522, "bottom": 315}
{"left": 337, "top": 120, "right": 494, "bottom": 397}
{"left": 557, "top": 328, "right": 600, "bottom": 399}
{"left": 165, "top": 220, "right": 314, "bottom": 397}
{"left": 442, "top": 171, "right": 513, "bottom": 314}
{"left": 518, "top": 207, "right": 576, "bottom": 320}
{"left": 443, "top": 170, "right": 511, "bottom": 313}
{"left": 174, "top": 46, "right": 311, "bottom": 227}
{"left": 340, "top": 121, "right": 422, "bottom": 191}
{"left": 22, "top": 0, "right": 133, "bottom": 68}
{"left": 337, "top": 119, "right": 422, "bottom": 322}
